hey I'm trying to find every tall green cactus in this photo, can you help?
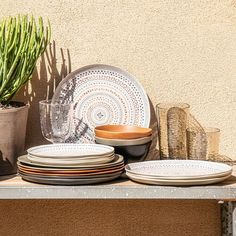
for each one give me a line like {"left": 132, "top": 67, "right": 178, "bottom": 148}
{"left": 0, "top": 15, "right": 51, "bottom": 104}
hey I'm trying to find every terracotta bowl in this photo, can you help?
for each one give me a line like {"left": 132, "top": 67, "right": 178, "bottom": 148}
{"left": 94, "top": 125, "right": 152, "bottom": 139}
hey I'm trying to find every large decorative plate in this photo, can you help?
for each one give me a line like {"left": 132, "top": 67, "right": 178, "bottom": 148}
{"left": 52, "top": 64, "right": 150, "bottom": 143}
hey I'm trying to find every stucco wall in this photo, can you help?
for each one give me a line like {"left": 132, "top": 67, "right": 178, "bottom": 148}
{"left": 0, "top": 0, "right": 235, "bottom": 235}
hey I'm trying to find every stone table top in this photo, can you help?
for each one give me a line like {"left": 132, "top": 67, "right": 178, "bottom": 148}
{"left": 0, "top": 165, "right": 235, "bottom": 200}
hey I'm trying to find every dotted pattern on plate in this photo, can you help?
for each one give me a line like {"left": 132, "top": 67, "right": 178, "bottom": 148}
{"left": 52, "top": 65, "right": 150, "bottom": 143}
{"left": 27, "top": 144, "right": 114, "bottom": 157}
{"left": 126, "top": 160, "right": 232, "bottom": 176}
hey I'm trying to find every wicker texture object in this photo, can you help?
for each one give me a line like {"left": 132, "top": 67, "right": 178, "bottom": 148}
{"left": 157, "top": 104, "right": 232, "bottom": 162}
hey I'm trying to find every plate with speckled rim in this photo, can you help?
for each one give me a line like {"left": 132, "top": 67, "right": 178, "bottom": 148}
{"left": 18, "top": 154, "right": 124, "bottom": 169}
{"left": 125, "top": 160, "right": 232, "bottom": 180}
{"left": 52, "top": 64, "right": 150, "bottom": 143}
{"left": 126, "top": 172, "right": 231, "bottom": 186}
{"left": 27, "top": 154, "right": 115, "bottom": 165}
{"left": 27, "top": 144, "right": 114, "bottom": 158}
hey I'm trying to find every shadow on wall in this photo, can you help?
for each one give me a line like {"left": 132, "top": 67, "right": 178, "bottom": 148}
{"left": 15, "top": 41, "right": 71, "bottom": 149}
{"left": 147, "top": 97, "right": 159, "bottom": 160}
{"left": 14, "top": 42, "right": 160, "bottom": 160}
{"left": 0, "top": 150, "right": 14, "bottom": 176}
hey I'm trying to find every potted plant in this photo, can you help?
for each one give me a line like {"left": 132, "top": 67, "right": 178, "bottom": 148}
{"left": 0, "top": 15, "right": 50, "bottom": 175}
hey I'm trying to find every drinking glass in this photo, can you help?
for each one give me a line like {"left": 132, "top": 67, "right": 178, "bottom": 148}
{"left": 39, "top": 100, "right": 71, "bottom": 143}
{"left": 187, "top": 127, "right": 220, "bottom": 160}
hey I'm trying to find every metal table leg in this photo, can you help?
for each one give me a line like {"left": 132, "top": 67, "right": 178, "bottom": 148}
{"left": 221, "top": 202, "right": 236, "bottom": 236}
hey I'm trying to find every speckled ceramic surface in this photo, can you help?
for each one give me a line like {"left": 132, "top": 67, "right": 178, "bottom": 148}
{"left": 27, "top": 144, "right": 114, "bottom": 158}
{"left": 126, "top": 172, "right": 231, "bottom": 186}
{"left": 52, "top": 64, "right": 150, "bottom": 143}
{"left": 125, "top": 160, "right": 232, "bottom": 179}
{"left": 27, "top": 154, "right": 115, "bottom": 165}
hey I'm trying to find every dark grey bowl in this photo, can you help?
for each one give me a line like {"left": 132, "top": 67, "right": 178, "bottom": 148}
{"left": 96, "top": 140, "right": 152, "bottom": 164}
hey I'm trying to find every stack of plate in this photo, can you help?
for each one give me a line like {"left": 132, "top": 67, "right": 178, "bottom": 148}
{"left": 18, "top": 144, "right": 124, "bottom": 185}
{"left": 125, "top": 160, "right": 232, "bottom": 186}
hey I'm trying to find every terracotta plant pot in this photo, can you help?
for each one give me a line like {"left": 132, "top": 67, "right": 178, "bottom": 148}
{"left": 0, "top": 102, "right": 29, "bottom": 175}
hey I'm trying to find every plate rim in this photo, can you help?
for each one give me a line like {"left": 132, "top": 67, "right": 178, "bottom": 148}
{"left": 18, "top": 154, "right": 124, "bottom": 168}
{"left": 126, "top": 172, "right": 231, "bottom": 186}
{"left": 27, "top": 143, "right": 114, "bottom": 158}
{"left": 125, "top": 160, "right": 233, "bottom": 179}
{"left": 52, "top": 64, "right": 151, "bottom": 143}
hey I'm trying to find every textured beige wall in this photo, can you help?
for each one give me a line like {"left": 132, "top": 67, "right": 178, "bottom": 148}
{"left": 0, "top": 0, "right": 235, "bottom": 235}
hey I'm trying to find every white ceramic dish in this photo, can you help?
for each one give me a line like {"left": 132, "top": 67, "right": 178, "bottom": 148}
{"left": 125, "top": 160, "right": 232, "bottom": 179}
{"left": 18, "top": 154, "right": 124, "bottom": 169}
{"left": 27, "top": 154, "right": 115, "bottom": 165}
{"left": 95, "top": 136, "right": 152, "bottom": 146}
{"left": 52, "top": 64, "right": 150, "bottom": 143}
{"left": 28, "top": 152, "right": 114, "bottom": 160}
{"left": 27, "top": 144, "right": 114, "bottom": 158}
{"left": 126, "top": 172, "right": 231, "bottom": 186}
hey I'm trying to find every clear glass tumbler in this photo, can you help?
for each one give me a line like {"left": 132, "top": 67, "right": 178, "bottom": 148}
{"left": 39, "top": 100, "right": 71, "bottom": 143}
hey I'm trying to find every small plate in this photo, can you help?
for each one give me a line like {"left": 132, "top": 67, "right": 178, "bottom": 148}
{"left": 27, "top": 144, "right": 114, "bottom": 158}
{"left": 27, "top": 154, "right": 115, "bottom": 165}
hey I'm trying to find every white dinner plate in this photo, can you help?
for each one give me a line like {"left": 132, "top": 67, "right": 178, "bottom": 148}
{"left": 27, "top": 144, "right": 114, "bottom": 158}
{"left": 52, "top": 64, "right": 150, "bottom": 143}
{"left": 125, "top": 160, "right": 232, "bottom": 179}
{"left": 18, "top": 154, "right": 124, "bottom": 169}
{"left": 126, "top": 172, "right": 232, "bottom": 186}
{"left": 27, "top": 154, "right": 115, "bottom": 165}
